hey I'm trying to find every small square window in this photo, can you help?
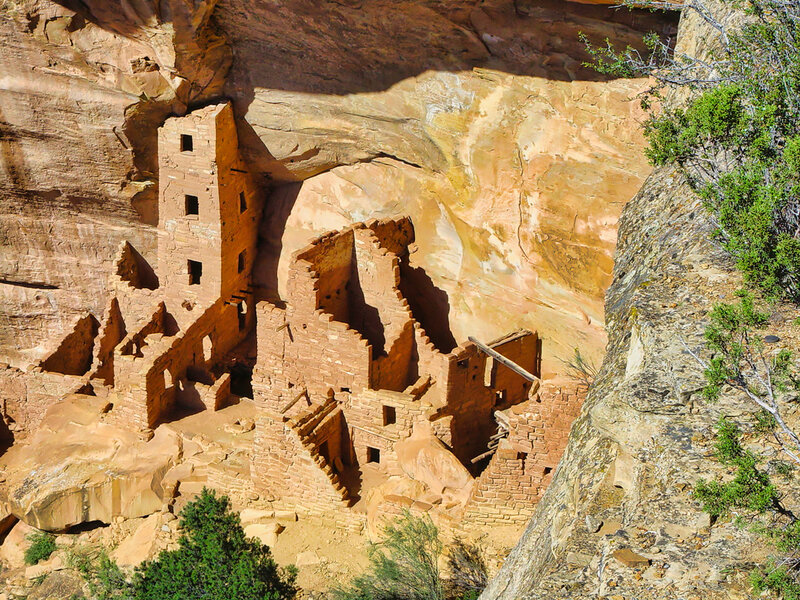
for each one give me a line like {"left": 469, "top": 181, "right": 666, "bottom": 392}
{"left": 239, "top": 191, "right": 247, "bottom": 213}
{"left": 237, "top": 250, "right": 246, "bottom": 274}
{"left": 188, "top": 260, "right": 202, "bottom": 285}
{"left": 382, "top": 405, "right": 396, "bottom": 426}
{"left": 180, "top": 134, "right": 193, "bottom": 152}
{"left": 185, "top": 194, "right": 199, "bottom": 215}
{"left": 367, "top": 447, "right": 380, "bottom": 464}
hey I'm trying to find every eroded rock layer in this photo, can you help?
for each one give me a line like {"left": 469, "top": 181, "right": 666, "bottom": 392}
{"left": 0, "top": 0, "right": 677, "bottom": 373}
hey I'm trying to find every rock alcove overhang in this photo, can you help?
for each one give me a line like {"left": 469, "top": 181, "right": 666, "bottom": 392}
{"left": 0, "top": 0, "right": 677, "bottom": 375}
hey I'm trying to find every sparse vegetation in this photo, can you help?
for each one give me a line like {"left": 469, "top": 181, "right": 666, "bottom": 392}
{"left": 561, "top": 347, "right": 599, "bottom": 388}
{"left": 332, "top": 511, "right": 487, "bottom": 600}
{"left": 24, "top": 531, "right": 56, "bottom": 566}
{"left": 68, "top": 546, "right": 130, "bottom": 600}
{"left": 64, "top": 489, "right": 296, "bottom": 600}
{"left": 685, "top": 294, "right": 800, "bottom": 597}
{"left": 584, "top": 0, "right": 800, "bottom": 302}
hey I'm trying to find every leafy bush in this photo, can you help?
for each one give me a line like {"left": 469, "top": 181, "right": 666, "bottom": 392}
{"left": 333, "top": 511, "right": 444, "bottom": 600}
{"left": 67, "top": 546, "right": 130, "bottom": 600}
{"left": 585, "top": 0, "right": 800, "bottom": 301}
{"left": 332, "top": 512, "right": 487, "bottom": 600}
{"left": 131, "top": 488, "right": 297, "bottom": 600}
{"left": 24, "top": 531, "right": 56, "bottom": 565}
{"left": 685, "top": 295, "right": 800, "bottom": 596}
{"left": 694, "top": 418, "right": 778, "bottom": 516}
{"left": 66, "top": 489, "right": 296, "bottom": 600}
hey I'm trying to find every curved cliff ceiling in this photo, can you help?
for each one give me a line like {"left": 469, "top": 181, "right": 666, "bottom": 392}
{"left": 0, "top": 0, "right": 677, "bottom": 372}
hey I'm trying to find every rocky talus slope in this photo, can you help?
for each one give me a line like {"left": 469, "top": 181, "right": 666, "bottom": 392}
{"left": 0, "top": 0, "right": 676, "bottom": 372}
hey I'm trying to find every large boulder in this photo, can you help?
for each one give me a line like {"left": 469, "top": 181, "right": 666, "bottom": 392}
{"left": 112, "top": 514, "right": 161, "bottom": 567}
{"left": 1, "top": 396, "right": 180, "bottom": 531}
{"left": 395, "top": 423, "right": 473, "bottom": 495}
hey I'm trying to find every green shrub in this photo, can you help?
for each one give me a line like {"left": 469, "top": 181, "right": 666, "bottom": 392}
{"left": 333, "top": 511, "right": 444, "bottom": 600}
{"left": 585, "top": 0, "right": 800, "bottom": 301}
{"left": 332, "top": 512, "right": 487, "bottom": 600}
{"left": 131, "top": 488, "right": 297, "bottom": 600}
{"left": 24, "top": 531, "right": 56, "bottom": 565}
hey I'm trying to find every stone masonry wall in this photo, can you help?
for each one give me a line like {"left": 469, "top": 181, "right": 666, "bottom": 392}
{"left": 463, "top": 380, "right": 586, "bottom": 527}
{"left": 252, "top": 402, "right": 353, "bottom": 516}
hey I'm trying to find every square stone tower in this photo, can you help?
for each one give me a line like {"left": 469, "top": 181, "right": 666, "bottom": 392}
{"left": 156, "top": 103, "right": 259, "bottom": 309}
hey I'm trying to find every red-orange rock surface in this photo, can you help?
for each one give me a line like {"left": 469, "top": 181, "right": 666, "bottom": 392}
{"left": 0, "top": 0, "right": 677, "bottom": 371}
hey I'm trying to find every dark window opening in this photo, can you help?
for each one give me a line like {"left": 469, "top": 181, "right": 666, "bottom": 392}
{"left": 239, "top": 191, "right": 247, "bottom": 213}
{"left": 188, "top": 260, "right": 202, "bottom": 285}
{"left": 383, "top": 405, "right": 397, "bottom": 426}
{"left": 238, "top": 250, "right": 246, "bottom": 274}
{"left": 180, "top": 134, "right": 193, "bottom": 152}
{"left": 494, "top": 389, "right": 506, "bottom": 406}
{"left": 185, "top": 194, "right": 199, "bottom": 215}
{"left": 517, "top": 452, "right": 528, "bottom": 461}
{"left": 367, "top": 447, "right": 380, "bottom": 464}
{"left": 340, "top": 387, "right": 351, "bottom": 393}
{"left": 237, "top": 302, "right": 246, "bottom": 331}
{"left": 230, "top": 363, "right": 253, "bottom": 399}
{"left": 543, "top": 466, "right": 553, "bottom": 475}
{"left": 320, "top": 440, "right": 330, "bottom": 463}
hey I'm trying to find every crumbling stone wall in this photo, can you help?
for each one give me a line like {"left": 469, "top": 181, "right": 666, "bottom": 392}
{"left": 253, "top": 401, "right": 353, "bottom": 515}
{"left": 463, "top": 380, "right": 586, "bottom": 526}
{"left": 0, "top": 365, "right": 86, "bottom": 438}
{"left": 488, "top": 331, "right": 539, "bottom": 411}
{"left": 157, "top": 103, "right": 260, "bottom": 324}
{"left": 250, "top": 217, "right": 551, "bottom": 525}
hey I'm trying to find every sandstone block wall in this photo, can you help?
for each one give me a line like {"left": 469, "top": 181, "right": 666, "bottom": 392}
{"left": 249, "top": 217, "right": 550, "bottom": 524}
{"left": 0, "top": 366, "right": 86, "bottom": 438}
{"left": 488, "top": 331, "right": 539, "bottom": 411}
{"left": 157, "top": 103, "right": 260, "bottom": 317}
{"left": 39, "top": 314, "right": 100, "bottom": 377}
{"left": 463, "top": 380, "right": 586, "bottom": 526}
{"left": 253, "top": 401, "right": 353, "bottom": 515}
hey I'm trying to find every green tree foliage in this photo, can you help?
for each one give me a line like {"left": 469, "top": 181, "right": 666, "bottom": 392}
{"left": 24, "top": 531, "right": 56, "bottom": 565}
{"left": 131, "top": 488, "right": 297, "bottom": 600}
{"left": 332, "top": 512, "right": 487, "bottom": 600}
{"left": 688, "top": 296, "right": 800, "bottom": 597}
{"left": 585, "top": 0, "right": 800, "bottom": 300}
{"left": 694, "top": 418, "right": 778, "bottom": 516}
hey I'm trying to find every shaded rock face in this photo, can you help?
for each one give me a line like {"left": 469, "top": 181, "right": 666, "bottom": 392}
{"left": 0, "top": 0, "right": 676, "bottom": 373}
{"left": 480, "top": 5, "right": 778, "bottom": 599}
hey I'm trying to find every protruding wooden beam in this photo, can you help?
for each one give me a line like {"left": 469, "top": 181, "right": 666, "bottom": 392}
{"left": 470, "top": 449, "right": 497, "bottom": 464}
{"left": 468, "top": 336, "right": 539, "bottom": 382}
{"left": 280, "top": 388, "right": 308, "bottom": 414}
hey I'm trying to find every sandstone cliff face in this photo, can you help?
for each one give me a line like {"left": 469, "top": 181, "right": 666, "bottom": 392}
{"left": 480, "top": 5, "right": 781, "bottom": 598}
{"left": 0, "top": 0, "right": 676, "bottom": 373}
{"left": 480, "top": 165, "right": 756, "bottom": 600}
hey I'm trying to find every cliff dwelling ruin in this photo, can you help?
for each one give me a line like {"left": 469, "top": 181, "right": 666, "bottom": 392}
{"left": 0, "top": 102, "right": 585, "bottom": 538}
